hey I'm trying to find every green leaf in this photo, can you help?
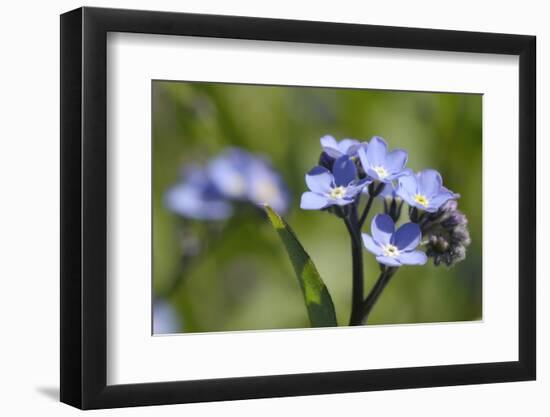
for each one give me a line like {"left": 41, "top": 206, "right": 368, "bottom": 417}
{"left": 264, "top": 205, "right": 338, "bottom": 327}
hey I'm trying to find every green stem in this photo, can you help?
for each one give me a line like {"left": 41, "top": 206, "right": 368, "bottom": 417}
{"left": 359, "top": 182, "right": 384, "bottom": 228}
{"left": 359, "top": 267, "right": 398, "bottom": 324}
{"left": 359, "top": 195, "right": 375, "bottom": 228}
{"left": 346, "top": 206, "right": 365, "bottom": 326}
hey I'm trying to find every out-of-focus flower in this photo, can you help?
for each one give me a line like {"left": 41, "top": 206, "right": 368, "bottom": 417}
{"left": 165, "top": 166, "right": 233, "bottom": 220}
{"left": 207, "top": 148, "right": 254, "bottom": 200}
{"left": 320, "top": 135, "right": 362, "bottom": 158}
{"left": 422, "top": 199, "right": 471, "bottom": 267}
{"left": 362, "top": 214, "right": 427, "bottom": 267}
{"left": 301, "top": 155, "right": 369, "bottom": 210}
{"left": 166, "top": 148, "right": 290, "bottom": 219}
{"left": 357, "top": 136, "right": 409, "bottom": 183}
{"left": 208, "top": 148, "right": 290, "bottom": 213}
{"left": 153, "top": 300, "right": 181, "bottom": 334}
{"left": 245, "top": 157, "right": 290, "bottom": 213}
{"left": 396, "top": 169, "right": 456, "bottom": 213}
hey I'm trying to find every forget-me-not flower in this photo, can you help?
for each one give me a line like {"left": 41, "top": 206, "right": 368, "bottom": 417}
{"left": 165, "top": 166, "right": 233, "bottom": 220}
{"left": 166, "top": 148, "right": 290, "bottom": 219}
{"left": 207, "top": 148, "right": 290, "bottom": 213}
{"left": 301, "top": 155, "right": 370, "bottom": 210}
{"left": 245, "top": 156, "right": 290, "bottom": 213}
{"left": 207, "top": 148, "right": 254, "bottom": 200}
{"left": 396, "top": 169, "right": 456, "bottom": 213}
{"left": 153, "top": 299, "right": 181, "bottom": 334}
{"left": 362, "top": 214, "right": 427, "bottom": 267}
{"left": 357, "top": 136, "right": 408, "bottom": 182}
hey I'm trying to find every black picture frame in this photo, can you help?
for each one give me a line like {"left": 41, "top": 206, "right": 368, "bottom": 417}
{"left": 60, "top": 6, "right": 536, "bottom": 410}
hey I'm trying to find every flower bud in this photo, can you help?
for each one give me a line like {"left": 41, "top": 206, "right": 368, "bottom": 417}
{"left": 422, "top": 199, "right": 471, "bottom": 267}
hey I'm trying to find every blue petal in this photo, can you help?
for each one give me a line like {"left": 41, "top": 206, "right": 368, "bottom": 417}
{"left": 397, "top": 251, "right": 427, "bottom": 265}
{"left": 248, "top": 170, "right": 289, "bottom": 213}
{"left": 357, "top": 144, "right": 369, "bottom": 172}
{"left": 365, "top": 136, "right": 388, "bottom": 167}
{"left": 395, "top": 167, "right": 414, "bottom": 179}
{"left": 320, "top": 135, "right": 342, "bottom": 158}
{"left": 332, "top": 155, "right": 357, "bottom": 186}
{"left": 391, "top": 222, "right": 422, "bottom": 251}
{"left": 153, "top": 300, "right": 181, "bottom": 334}
{"left": 346, "top": 178, "right": 370, "bottom": 196}
{"left": 320, "top": 135, "right": 337, "bottom": 147}
{"left": 426, "top": 190, "right": 456, "bottom": 212}
{"left": 371, "top": 214, "right": 395, "bottom": 245}
{"left": 362, "top": 233, "right": 383, "bottom": 256}
{"left": 384, "top": 149, "right": 408, "bottom": 174}
{"left": 396, "top": 173, "right": 418, "bottom": 202}
{"left": 365, "top": 167, "right": 383, "bottom": 182}
{"left": 378, "top": 182, "right": 396, "bottom": 199}
{"left": 305, "top": 166, "right": 333, "bottom": 193}
{"left": 339, "top": 138, "right": 360, "bottom": 155}
{"left": 331, "top": 197, "right": 356, "bottom": 206}
{"left": 376, "top": 255, "right": 401, "bottom": 267}
{"left": 300, "top": 191, "right": 329, "bottom": 210}
{"left": 165, "top": 183, "right": 232, "bottom": 220}
{"left": 417, "top": 169, "right": 442, "bottom": 197}
{"left": 208, "top": 153, "right": 248, "bottom": 199}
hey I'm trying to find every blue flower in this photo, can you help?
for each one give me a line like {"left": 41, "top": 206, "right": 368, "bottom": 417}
{"left": 320, "top": 135, "right": 362, "bottom": 158}
{"left": 207, "top": 148, "right": 290, "bottom": 213}
{"left": 396, "top": 169, "right": 456, "bottom": 213}
{"left": 362, "top": 214, "right": 427, "bottom": 267}
{"left": 165, "top": 165, "right": 233, "bottom": 220}
{"left": 207, "top": 148, "right": 254, "bottom": 200}
{"left": 245, "top": 156, "right": 290, "bottom": 213}
{"left": 357, "top": 136, "right": 408, "bottom": 182}
{"left": 300, "top": 155, "right": 370, "bottom": 210}
{"left": 166, "top": 148, "right": 290, "bottom": 219}
{"left": 153, "top": 300, "right": 181, "bottom": 334}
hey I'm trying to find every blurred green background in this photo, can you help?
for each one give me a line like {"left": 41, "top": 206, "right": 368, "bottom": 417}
{"left": 152, "top": 80, "right": 482, "bottom": 333}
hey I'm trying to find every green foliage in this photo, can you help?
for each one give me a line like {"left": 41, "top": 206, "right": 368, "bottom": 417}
{"left": 264, "top": 205, "right": 337, "bottom": 327}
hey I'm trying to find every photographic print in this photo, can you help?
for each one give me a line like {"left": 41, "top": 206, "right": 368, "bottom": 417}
{"left": 152, "top": 81, "right": 482, "bottom": 334}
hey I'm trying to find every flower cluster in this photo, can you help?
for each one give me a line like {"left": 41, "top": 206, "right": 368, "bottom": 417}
{"left": 166, "top": 148, "right": 290, "bottom": 220}
{"left": 301, "top": 135, "right": 470, "bottom": 267}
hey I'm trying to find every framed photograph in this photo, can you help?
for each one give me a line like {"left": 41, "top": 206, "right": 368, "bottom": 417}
{"left": 60, "top": 6, "right": 536, "bottom": 409}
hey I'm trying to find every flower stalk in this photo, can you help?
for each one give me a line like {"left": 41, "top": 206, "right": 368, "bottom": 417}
{"left": 346, "top": 205, "right": 365, "bottom": 326}
{"left": 360, "top": 267, "right": 398, "bottom": 324}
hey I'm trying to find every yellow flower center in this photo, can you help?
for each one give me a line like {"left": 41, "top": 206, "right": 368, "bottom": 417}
{"left": 373, "top": 166, "right": 389, "bottom": 179}
{"left": 383, "top": 244, "right": 400, "bottom": 257}
{"left": 329, "top": 186, "right": 347, "bottom": 199}
{"left": 413, "top": 194, "right": 429, "bottom": 207}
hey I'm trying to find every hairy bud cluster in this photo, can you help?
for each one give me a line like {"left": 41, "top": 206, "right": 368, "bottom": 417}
{"left": 421, "top": 199, "right": 471, "bottom": 267}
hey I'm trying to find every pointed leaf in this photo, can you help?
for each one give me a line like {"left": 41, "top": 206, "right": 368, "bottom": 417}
{"left": 264, "top": 205, "right": 338, "bottom": 327}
